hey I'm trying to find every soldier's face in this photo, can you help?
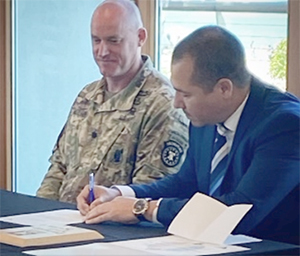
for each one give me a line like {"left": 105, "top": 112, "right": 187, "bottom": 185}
{"left": 171, "top": 56, "right": 226, "bottom": 127}
{"left": 91, "top": 6, "right": 142, "bottom": 79}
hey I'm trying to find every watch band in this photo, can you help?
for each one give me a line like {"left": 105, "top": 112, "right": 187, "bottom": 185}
{"left": 136, "top": 213, "right": 147, "bottom": 222}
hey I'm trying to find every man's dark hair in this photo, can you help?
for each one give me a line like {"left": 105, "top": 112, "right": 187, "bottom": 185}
{"left": 172, "top": 25, "right": 251, "bottom": 92}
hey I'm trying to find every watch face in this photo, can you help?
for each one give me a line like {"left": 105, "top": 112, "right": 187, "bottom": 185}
{"left": 133, "top": 199, "right": 148, "bottom": 215}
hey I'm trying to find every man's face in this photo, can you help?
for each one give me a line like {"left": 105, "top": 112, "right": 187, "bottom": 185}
{"left": 91, "top": 8, "right": 141, "bottom": 79}
{"left": 171, "top": 56, "right": 226, "bottom": 127}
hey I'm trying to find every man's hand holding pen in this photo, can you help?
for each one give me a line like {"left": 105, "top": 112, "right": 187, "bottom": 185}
{"left": 77, "top": 184, "right": 121, "bottom": 216}
{"left": 83, "top": 196, "right": 141, "bottom": 224}
{"left": 77, "top": 184, "right": 158, "bottom": 225}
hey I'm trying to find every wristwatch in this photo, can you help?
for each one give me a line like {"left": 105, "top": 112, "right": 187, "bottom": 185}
{"left": 132, "top": 198, "right": 151, "bottom": 221}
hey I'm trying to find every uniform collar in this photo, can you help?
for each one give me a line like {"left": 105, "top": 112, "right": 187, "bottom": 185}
{"left": 95, "top": 55, "right": 153, "bottom": 112}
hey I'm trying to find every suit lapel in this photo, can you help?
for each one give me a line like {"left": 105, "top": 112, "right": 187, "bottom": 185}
{"left": 195, "top": 125, "right": 215, "bottom": 193}
{"left": 227, "top": 79, "right": 266, "bottom": 164}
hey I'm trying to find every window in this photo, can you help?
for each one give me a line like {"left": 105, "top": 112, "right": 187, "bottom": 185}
{"left": 157, "top": 0, "right": 288, "bottom": 91}
{"left": 12, "top": 0, "right": 101, "bottom": 194}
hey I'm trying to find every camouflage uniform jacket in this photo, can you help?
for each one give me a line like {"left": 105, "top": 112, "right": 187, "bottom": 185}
{"left": 36, "top": 56, "right": 189, "bottom": 203}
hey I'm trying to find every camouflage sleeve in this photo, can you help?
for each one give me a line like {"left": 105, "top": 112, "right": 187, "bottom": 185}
{"left": 36, "top": 82, "right": 90, "bottom": 200}
{"left": 36, "top": 126, "right": 67, "bottom": 200}
{"left": 132, "top": 96, "right": 189, "bottom": 184}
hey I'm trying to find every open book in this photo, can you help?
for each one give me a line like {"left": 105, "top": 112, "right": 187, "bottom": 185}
{"left": 168, "top": 192, "right": 252, "bottom": 245}
{"left": 0, "top": 225, "right": 104, "bottom": 247}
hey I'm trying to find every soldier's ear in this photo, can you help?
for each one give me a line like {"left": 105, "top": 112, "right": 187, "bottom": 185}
{"left": 138, "top": 28, "right": 147, "bottom": 47}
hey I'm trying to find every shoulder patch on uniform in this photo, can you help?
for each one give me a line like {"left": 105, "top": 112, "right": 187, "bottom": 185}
{"left": 161, "top": 140, "right": 184, "bottom": 167}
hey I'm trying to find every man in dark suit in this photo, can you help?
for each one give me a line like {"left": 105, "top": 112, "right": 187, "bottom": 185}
{"left": 77, "top": 25, "right": 300, "bottom": 244}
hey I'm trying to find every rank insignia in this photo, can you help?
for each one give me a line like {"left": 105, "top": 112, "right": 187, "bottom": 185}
{"left": 114, "top": 149, "right": 123, "bottom": 163}
{"left": 161, "top": 140, "right": 183, "bottom": 167}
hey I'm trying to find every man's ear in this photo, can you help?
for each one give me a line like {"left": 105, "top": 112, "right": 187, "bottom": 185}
{"left": 138, "top": 27, "right": 147, "bottom": 47}
{"left": 215, "top": 78, "right": 233, "bottom": 98}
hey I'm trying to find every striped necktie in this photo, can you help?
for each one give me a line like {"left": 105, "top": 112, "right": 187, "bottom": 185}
{"left": 209, "top": 124, "right": 230, "bottom": 196}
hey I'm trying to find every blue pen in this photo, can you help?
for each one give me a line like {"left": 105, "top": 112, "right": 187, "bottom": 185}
{"left": 89, "top": 172, "right": 95, "bottom": 204}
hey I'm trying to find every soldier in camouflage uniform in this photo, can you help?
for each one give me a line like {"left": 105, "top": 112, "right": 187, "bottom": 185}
{"left": 36, "top": 0, "right": 189, "bottom": 204}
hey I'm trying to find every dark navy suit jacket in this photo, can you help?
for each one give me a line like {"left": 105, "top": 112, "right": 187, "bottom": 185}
{"left": 131, "top": 77, "right": 300, "bottom": 244}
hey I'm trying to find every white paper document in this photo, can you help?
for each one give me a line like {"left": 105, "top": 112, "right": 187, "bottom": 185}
{"left": 111, "top": 235, "right": 250, "bottom": 255}
{"left": 24, "top": 242, "right": 157, "bottom": 256}
{"left": 25, "top": 235, "right": 255, "bottom": 256}
{"left": 0, "top": 209, "right": 84, "bottom": 226}
{"left": 225, "top": 234, "right": 261, "bottom": 245}
{"left": 168, "top": 192, "right": 253, "bottom": 245}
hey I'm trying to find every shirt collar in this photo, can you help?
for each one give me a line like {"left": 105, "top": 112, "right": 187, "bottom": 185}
{"left": 223, "top": 93, "right": 249, "bottom": 133}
